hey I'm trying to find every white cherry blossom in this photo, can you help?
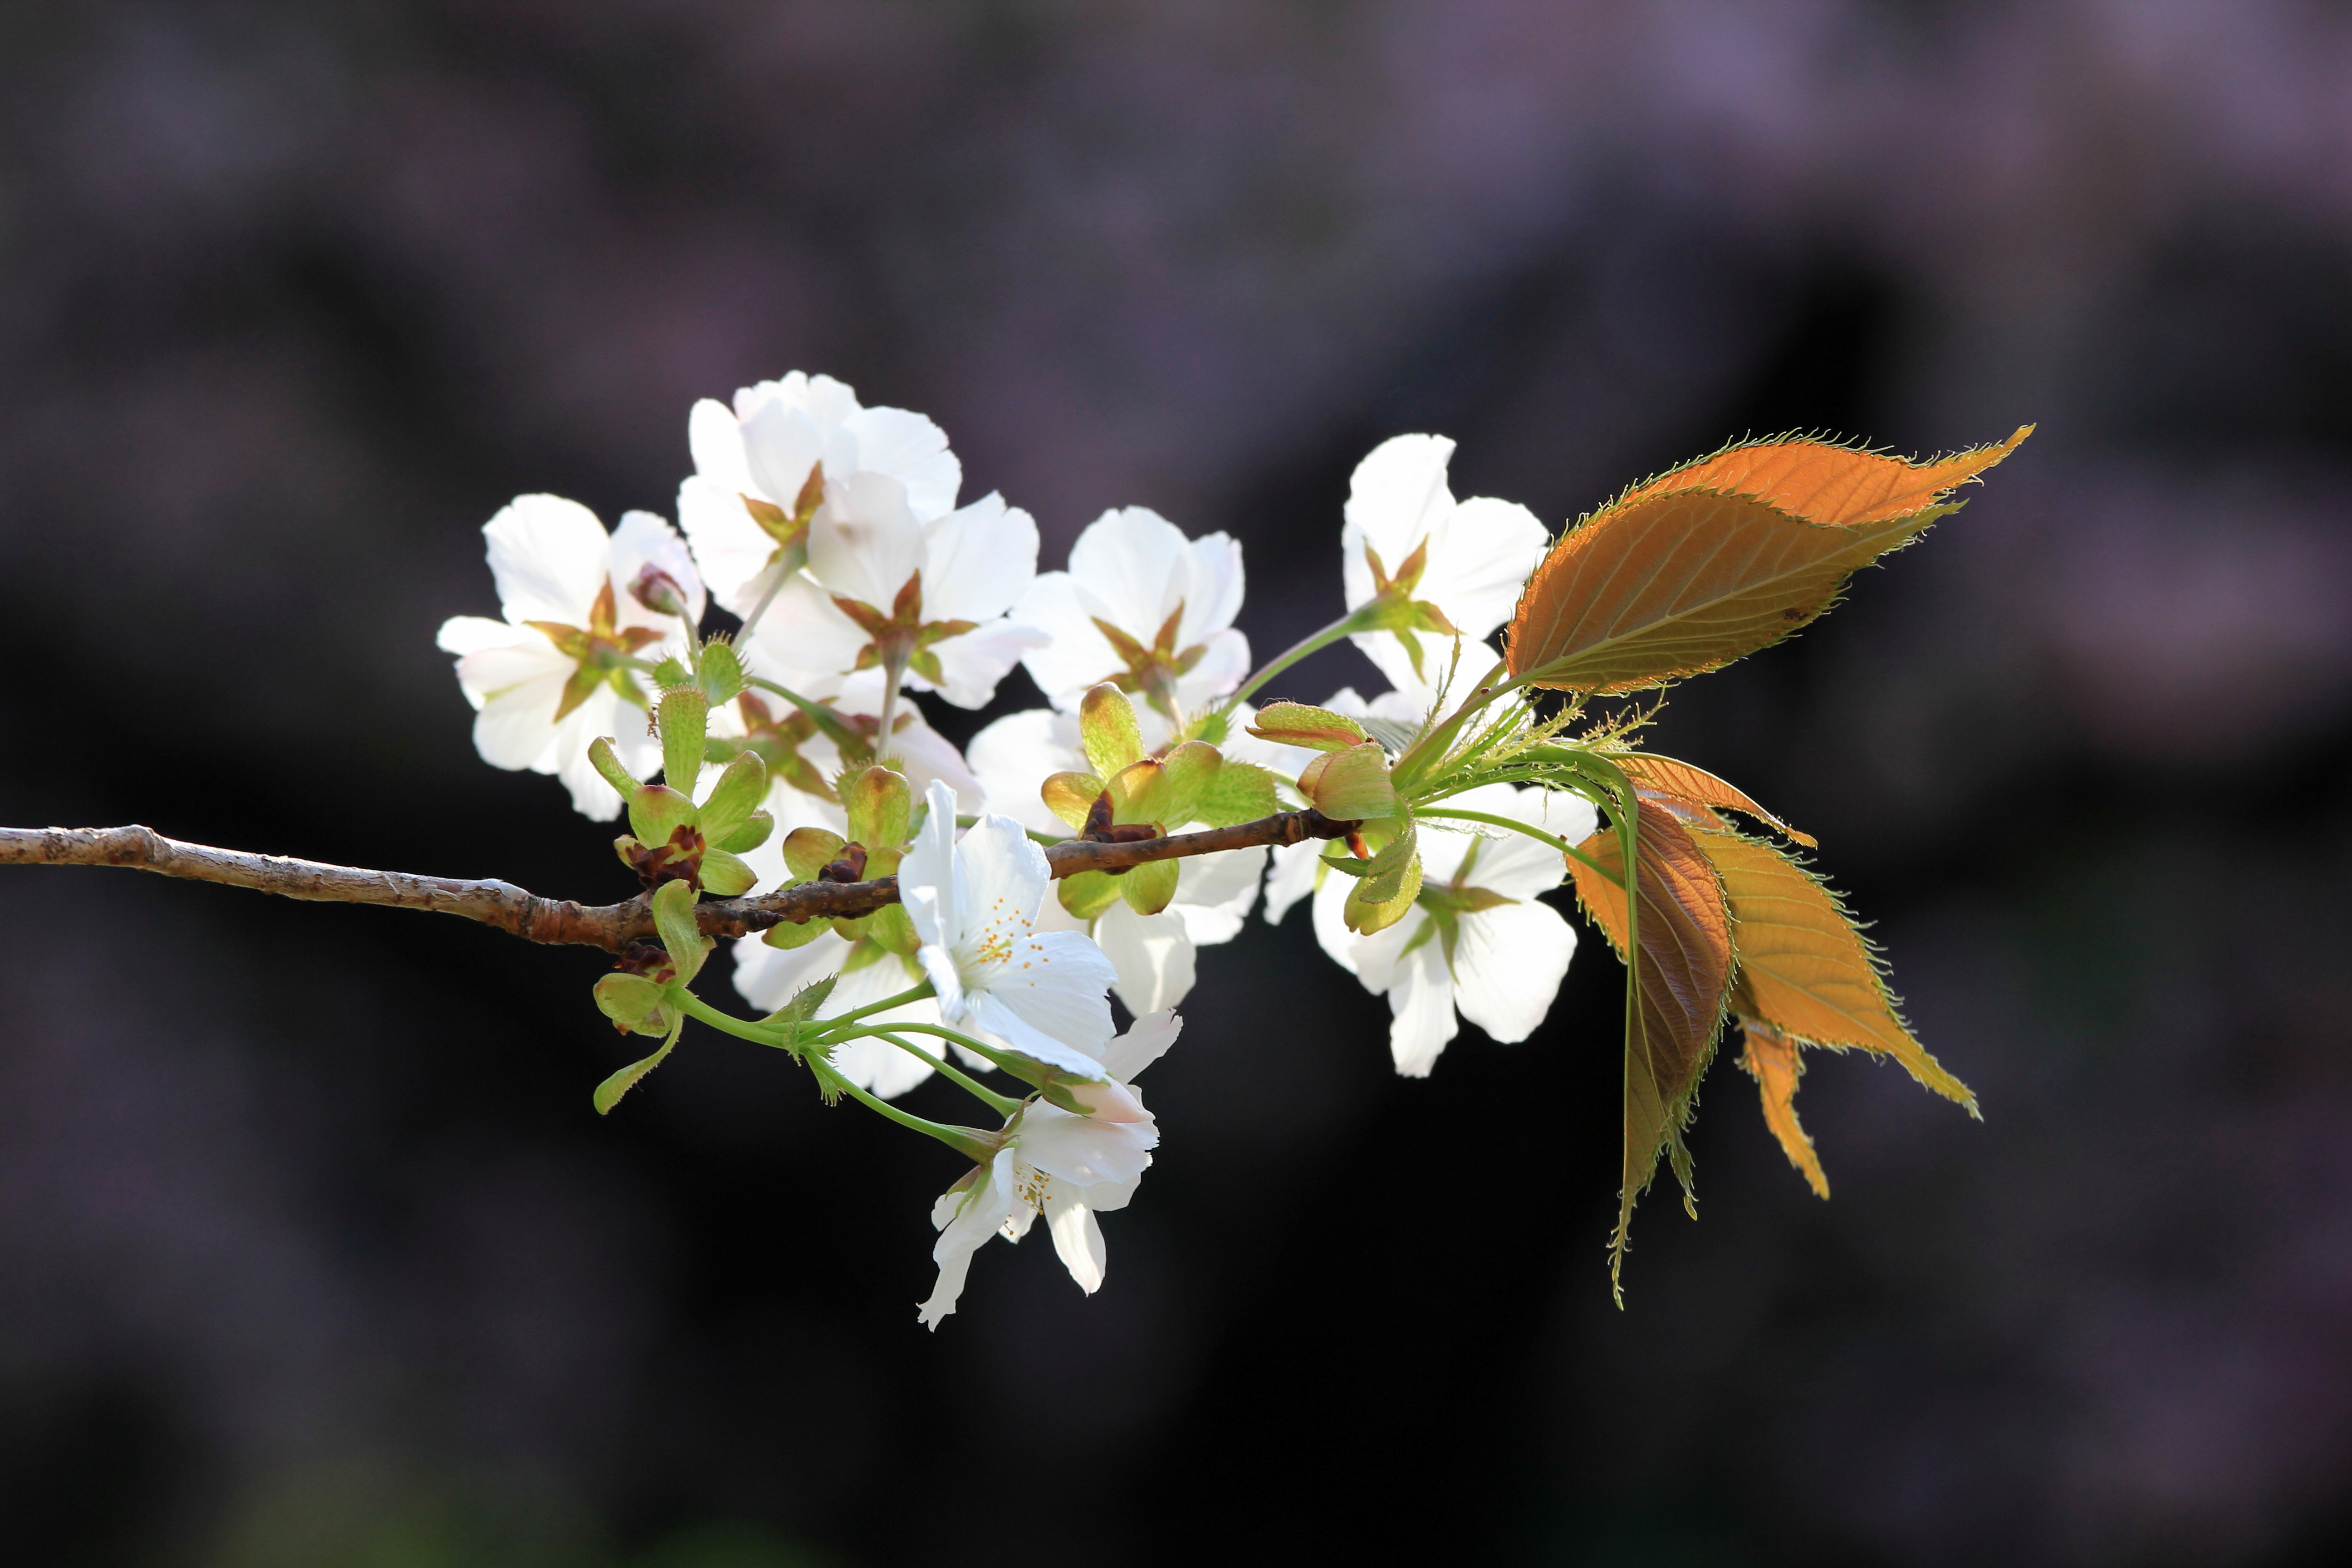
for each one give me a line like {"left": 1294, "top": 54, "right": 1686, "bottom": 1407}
{"left": 679, "top": 372, "right": 961, "bottom": 614}
{"left": 1308, "top": 784, "right": 1593, "bottom": 1076}
{"left": 436, "top": 495, "right": 703, "bottom": 819}
{"left": 1014, "top": 507, "right": 1249, "bottom": 719}
{"left": 1341, "top": 435, "right": 1548, "bottom": 694}
{"left": 898, "top": 781, "right": 1121, "bottom": 1079}
{"left": 678, "top": 373, "right": 1044, "bottom": 710}
{"left": 967, "top": 706, "right": 1264, "bottom": 1013}
{"left": 919, "top": 1010, "right": 1180, "bottom": 1326}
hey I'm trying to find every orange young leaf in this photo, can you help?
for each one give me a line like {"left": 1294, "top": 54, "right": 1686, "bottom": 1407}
{"left": 1506, "top": 490, "right": 1949, "bottom": 694}
{"left": 1736, "top": 1010, "right": 1828, "bottom": 1199}
{"left": 1619, "top": 425, "right": 2033, "bottom": 526}
{"left": 1691, "top": 828, "right": 1976, "bottom": 1114}
{"left": 1612, "top": 752, "right": 1816, "bottom": 847}
{"left": 1567, "top": 800, "right": 1735, "bottom": 1290}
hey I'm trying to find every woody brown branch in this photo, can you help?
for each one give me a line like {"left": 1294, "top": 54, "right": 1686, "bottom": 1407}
{"left": 0, "top": 812, "right": 1357, "bottom": 955}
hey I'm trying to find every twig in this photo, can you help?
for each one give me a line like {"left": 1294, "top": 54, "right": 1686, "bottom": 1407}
{"left": 0, "top": 812, "right": 1354, "bottom": 955}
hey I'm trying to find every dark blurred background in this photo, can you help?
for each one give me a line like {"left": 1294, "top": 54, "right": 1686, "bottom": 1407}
{"left": 5, "top": 2, "right": 2352, "bottom": 1564}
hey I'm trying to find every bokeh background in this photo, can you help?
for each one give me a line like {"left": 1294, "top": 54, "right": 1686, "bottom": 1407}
{"left": 5, "top": 2, "right": 2352, "bottom": 1564}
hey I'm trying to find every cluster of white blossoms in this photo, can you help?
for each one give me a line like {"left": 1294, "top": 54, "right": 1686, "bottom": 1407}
{"left": 437, "top": 372, "right": 1598, "bottom": 1323}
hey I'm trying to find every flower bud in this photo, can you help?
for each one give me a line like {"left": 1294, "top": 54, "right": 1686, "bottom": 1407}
{"left": 1063, "top": 1078, "right": 1150, "bottom": 1122}
{"left": 630, "top": 564, "right": 692, "bottom": 619}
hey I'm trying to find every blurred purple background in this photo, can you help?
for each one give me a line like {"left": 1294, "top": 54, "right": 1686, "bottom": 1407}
{"left": 6, "top": 2, "right": 2352, "bottom": 1563}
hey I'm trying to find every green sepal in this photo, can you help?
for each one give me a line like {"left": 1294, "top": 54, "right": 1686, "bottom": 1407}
{"left": 844, "top": 766, "right": 911, "bottom": 850}
{"left": 652, "top": 656, "right": 692, "bottom": 689}
{"left": 715, "top": 809, "right": 773, "bottom": 854}
{"left": 651, "top": 879, "right": 710, "bottom": 983}
{"left": 1042, "top": 772, "right": 1105, "bottom": 832}
{"left": 1298, "top": 741, "right": 1397, "bottom": 821}
{"left": 697, "top": 640, "right": 746, "bottom": 706}
{"left": 698, "top": 850, "right": 757, "bottom": 897}
{"left": 658, "top": 686, "right": 711, "bottom": 792}
{"left": 758, "top": 973, "right": 839, "bottom": 1045}
{"left": 588, "top": 736, "right": 638, "bottom": 800}
{"left": 1344, "top": 824, "right": 1422, "bottom": 934}
{"left": 627, "top": 784, "right": 698, "bottom": 846}
{"left": 696, "top": 750, "right": 768, "bottom": 843}
{"left": 1079, "top": 684, "right": 1144, "bottom": 779}
{"left": 864, "top": 901, "right": 920, "bottom": 956}
{"left": 593, "top": 1014, "right": 682, "bottom": 1114}
{"left": 1193, "top": 760, "right": 1279, "bottom": 827}
{"left": 1107, "top": 758, "right": 1172, "bottom": 827}
{"left": 592, "top": 972, "right": 672, "bottom": 1037}
{"left": 781, "top": 827, "right": 847, "bottom": 883}
{"left": 1158, "top": 740, "right": 1222, "bottom": 825}
{"left": 762, "top": 916, "right": 831, "bottom": 950}
{"left": 1057, "top": 869, "right": 1124, "bottom": 920}
{"left": 1120, "top": 856, "right": 1181, "bottom": 916}
{"left": 1248, "top": 701, "right": 1369, "bottom": 753}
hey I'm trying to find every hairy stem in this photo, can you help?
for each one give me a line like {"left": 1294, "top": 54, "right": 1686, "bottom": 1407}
{"left": 1418, "top": 807, "right": 1621, "bottom": 885}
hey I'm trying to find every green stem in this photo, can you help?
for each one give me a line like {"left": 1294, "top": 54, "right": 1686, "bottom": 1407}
{"left": 1217, "top": 606, "right": 1376, "bottom": 716}
{"left": 734, "top": 568, "right": 789, "bottom": 647}
{"left": 806, "top": 1056, "right": 999, "bottom": 1161}
{"left": 678, "top": 991, "right": 791, "bottom": 1049}
{"left": 1390, "top": 658, "right": 1513, "bottom": 789}
{"left": 1419, "top": 807, "right": 1622, "bottom": 885}
{"left": 874, "top": 655, "right": 907, "bottom": 765}
{"left": 821, "top": 980, "right": 934, "bottom": 1029}
{"left": 838, "top": 1027, "right": 1024, "bottom": 1117}
{"left": 744, "top": 676, "right": 865, "bottom": 752}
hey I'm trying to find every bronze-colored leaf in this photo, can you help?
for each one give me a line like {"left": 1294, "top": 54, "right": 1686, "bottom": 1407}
{"left": 1567, "top": 800, "right": 1735, "bottom": 1293}
{"left": 1613, "top": 753, "right": 1815, "bottom": 847}
{"left": 1619, "top": 425, "right": 2033, "bottom": 525}
{"left": 1693, "top": 829, "right": 1976, "bottom": 1114}
{"left": 1736, "top": 1010, "right": 1828, "bottom": 1198}
{"left": 1507, "top": 490, "right": 1950, "bottom": 694}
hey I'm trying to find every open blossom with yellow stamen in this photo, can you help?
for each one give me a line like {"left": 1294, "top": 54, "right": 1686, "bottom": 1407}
{"left": 897, "top": 779, "right": 1122, "bottom": 1083}
{"left": 918, "top": 1010, "right": 1181, "bottom": 1328}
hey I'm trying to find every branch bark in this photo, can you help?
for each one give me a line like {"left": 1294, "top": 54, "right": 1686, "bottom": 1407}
{"left": 0, "top": 813, "right": 1356, "bottom": 955}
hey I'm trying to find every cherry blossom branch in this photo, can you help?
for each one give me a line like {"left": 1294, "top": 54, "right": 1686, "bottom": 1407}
{"left": 0, "top": 811, "right": 1356, "bottom": 956}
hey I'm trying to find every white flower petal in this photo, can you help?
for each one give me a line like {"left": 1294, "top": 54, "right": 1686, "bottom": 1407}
{"left": 436, "top": 614, "right": 534, "bottom": 660}
{"left": 808, "top": 470, "right": 924, "bottom": 608}
{"left": 1340, "top": 434, "right": 1457, "bottom": 610}
{"left": 1262, "top": 839, "right": 1323, "bottom": 926}
{"left": 842, "top": 403, "right": 961, "bottom": 520}
{"left": 1308, "top": 869, "right": 1362, "bottom": 977}
{"left": 729, "top": 929, "right": 854, "bottom": 1013}
{"left": 1450, "top": 899, "right": 1577, "bottom": 1044}
{"left": 1421, "top": 495, "right": 1548, "bottom": 641}
{"left": 1096, "top": 1009, "right": 1182, "bottom": 1082}
{"left": 676, "top": 475, "right": 774, "bottom": 615}
{"left": 484, "top": 494, "right": 612, "bottom": 626}
{"left": 739, "top": 398, "right": 828, "bottom": 509}
{"left": 951, "top": 810, "right": 1053, "bottom": 930}
{"left": 915, "top": 618, "right": 1050, "bottom": 710}
{"left": 920, "top": 492, "right": 1037, "bottom": 623}
{"left": 969, "top": 708, "right": 1085, "bottom": 838}
{"left": 1094, "top": 902, "right": 1196, "bottom": 1015}
{"left": 921, "top": 1148, "right": 1019, "bottom": 1329}
{"left": 1387, "top": 939, "right": 1460, "bottom": 1077}
{"left": 1044, "top": 1190, "right": 1108, "bottom": 1294}
{"left": 1172, "top": 843, "right": 1264, "bottom": 944}
{"left": 1016, "top": 1103, "right": 1157, "bottom": 1188}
